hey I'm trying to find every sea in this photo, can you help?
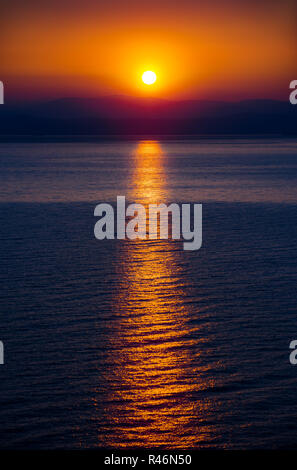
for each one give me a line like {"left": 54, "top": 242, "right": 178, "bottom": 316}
{"left": 0, "top": 138, "right": 297, "bottom": 449}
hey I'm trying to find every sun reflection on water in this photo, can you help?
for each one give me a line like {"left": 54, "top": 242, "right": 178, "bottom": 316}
{"left": 94, "top": 141, "right": 214, "bottom": 448}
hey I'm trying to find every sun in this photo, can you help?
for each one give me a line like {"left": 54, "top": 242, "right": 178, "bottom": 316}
{"left": 142, "top": 71, "right": 157, "bottom": 85}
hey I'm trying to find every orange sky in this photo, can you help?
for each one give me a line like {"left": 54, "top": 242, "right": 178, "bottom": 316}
{"left": 1, "top": 0, "right": 296, "bottom": 101}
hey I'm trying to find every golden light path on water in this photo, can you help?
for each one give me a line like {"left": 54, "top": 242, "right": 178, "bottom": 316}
{"left": 94, "top": 142, "right": 216, "bottom": 448}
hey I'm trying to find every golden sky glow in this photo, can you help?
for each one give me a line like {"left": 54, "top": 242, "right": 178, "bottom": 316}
{"left": 1, "top": 0, "right": 296, "bottom": 100}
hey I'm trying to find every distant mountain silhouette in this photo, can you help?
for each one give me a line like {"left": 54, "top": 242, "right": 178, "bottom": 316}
{"left": 0, "top": 95, "right": 296, "bottom": 138}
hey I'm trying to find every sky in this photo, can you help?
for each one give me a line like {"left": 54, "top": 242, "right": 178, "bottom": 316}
{"left": 1, "top": 0, "right": 296, "bottom": 101}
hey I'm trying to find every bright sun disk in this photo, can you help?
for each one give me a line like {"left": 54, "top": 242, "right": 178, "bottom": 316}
{"left": 142, "top": 71, "right": 157, "bottom": 85}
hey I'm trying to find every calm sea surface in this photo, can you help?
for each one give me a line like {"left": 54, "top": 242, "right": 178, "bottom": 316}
{"left": 0, "top": 139, "right": 297, "bottom": 449}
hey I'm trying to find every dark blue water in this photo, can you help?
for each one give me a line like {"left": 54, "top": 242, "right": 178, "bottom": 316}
{"left": 0, "top": 139, "right": 297, "bottom": 449}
